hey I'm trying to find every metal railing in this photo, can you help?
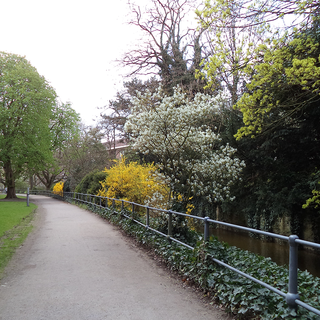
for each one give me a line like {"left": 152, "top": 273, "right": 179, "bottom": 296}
{"left": 26, "top": 189, "right": 320, "bottom": 316}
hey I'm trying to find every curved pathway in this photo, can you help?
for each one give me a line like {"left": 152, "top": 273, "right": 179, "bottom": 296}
{"left": 0, "top": 195, "right": 231, "bottom": 320}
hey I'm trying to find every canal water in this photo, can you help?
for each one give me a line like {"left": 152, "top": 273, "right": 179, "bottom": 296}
{"left": 210, "top": 227, "right": 320, "bottom": 278}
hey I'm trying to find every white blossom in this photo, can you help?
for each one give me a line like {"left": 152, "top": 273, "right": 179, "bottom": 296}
{"left": 125, "top": 86, "right": 245, "bottom": 202}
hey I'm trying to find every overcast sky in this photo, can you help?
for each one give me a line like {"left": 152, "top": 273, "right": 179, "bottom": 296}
{"left": 1, "top": 0, "right": 142, "bottom": 125}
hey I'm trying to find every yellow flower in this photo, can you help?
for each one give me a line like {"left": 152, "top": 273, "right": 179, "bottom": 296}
{"left": 97, "top": 157, "right": 169, "bottom": 210}
{"left": 53, "top": 181, "right": 64, "bottom": 197}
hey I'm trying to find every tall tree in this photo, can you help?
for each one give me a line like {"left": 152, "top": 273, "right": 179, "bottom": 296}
{"left": 35, "top": 101, "right": 81, "bottom": 190}
{"left": 0, "top": 52, "right": 57, "bottom": 198}
{"left": 98, "top": 77, "right": 159, "bottom": 152}
{"left": 196, "top": 0, "right": 267, "bottom": 106}
{"left": 121, "top": 0, "right": 208, "bottom": 94}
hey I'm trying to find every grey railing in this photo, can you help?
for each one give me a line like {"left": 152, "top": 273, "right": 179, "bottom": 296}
{"left": 27, "top": 189, "right": 320, "bottom": 316}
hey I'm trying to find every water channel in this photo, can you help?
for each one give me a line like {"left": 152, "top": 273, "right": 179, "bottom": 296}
{"left": 210, "top": 227, "right": 320, "bottom": 278}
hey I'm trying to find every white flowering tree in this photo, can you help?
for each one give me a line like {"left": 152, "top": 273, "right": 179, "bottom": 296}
{"left": 125, "top": 86, "right": 245, "bottom": 205}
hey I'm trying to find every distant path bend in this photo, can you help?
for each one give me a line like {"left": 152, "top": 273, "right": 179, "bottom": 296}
{"left": 0, "top": 195, "right": 231, "bottom": 320}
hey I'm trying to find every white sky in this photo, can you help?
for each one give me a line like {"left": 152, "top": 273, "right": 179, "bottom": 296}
{"left": 1, "top": 0, "right": 142, "bottom": 125}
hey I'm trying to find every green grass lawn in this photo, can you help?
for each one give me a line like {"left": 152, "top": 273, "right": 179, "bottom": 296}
{"left": 0, "top": 198, "right": 37, "bottom": 278}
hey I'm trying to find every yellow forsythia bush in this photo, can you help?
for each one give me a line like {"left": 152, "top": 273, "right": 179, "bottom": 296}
{"left": 53, "top": 181, "right": 64, "bottom": 197}
{"left": 97, "top": 157, "right": 169, "bottom": 209}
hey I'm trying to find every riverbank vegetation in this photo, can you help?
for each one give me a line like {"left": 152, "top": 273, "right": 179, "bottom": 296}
{"left": 0, "top": 199, "right": 37, "bottom": 278}
{"left": 95, "top": 0, "right": 320, "bottom": 244}
{"left": 71, "top": 199, "right": 320, "bottom": 319}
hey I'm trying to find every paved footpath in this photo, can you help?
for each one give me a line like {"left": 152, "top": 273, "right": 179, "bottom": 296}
{"left": 0, "top": 195, "right": 231, "bottom": 320}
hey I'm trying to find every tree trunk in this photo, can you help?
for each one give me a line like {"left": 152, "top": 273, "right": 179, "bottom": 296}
{"left": 4, "top": 161, "right": 17, "bottom": 199}
{"left": 29, "top": 174, "right": 34, "bottom": 190}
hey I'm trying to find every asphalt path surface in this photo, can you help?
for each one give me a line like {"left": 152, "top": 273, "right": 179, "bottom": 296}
{"left": 0, "top": 195, "right": 232, "bottom": 320}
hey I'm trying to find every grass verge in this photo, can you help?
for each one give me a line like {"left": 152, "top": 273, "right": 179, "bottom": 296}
{"left": 0, "top": 199, "right": 37, "bottom": 278}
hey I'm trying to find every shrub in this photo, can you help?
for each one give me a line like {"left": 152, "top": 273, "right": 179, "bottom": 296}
{"left": 97, "top": 157, "right": 169, "bottom": 209}
{"left": 52, "top": 181, "right": 64, "bottom": 197}
{"left": 75, "top": 170, "right": 107, "bottom": 195}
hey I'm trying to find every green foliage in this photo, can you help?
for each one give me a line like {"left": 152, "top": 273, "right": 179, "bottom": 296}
{"left": 207, "top": 20, "right": 320, "bottom": 239}
{"left": 34, "top": 102, "right": 81, "bottom": 190}
{"left": 75, "top": 170, "right": 107, "bottom": 195}
{"left": 303, "top": 184, "right": 320, "bottom": 209}
{"left": 235, "top": 26, "right": 320, "bottom": 139}
{"left": 196, "top": 0, "right": 266, "bottom": 105}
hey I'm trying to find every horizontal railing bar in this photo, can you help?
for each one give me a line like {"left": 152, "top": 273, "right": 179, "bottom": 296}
{"left": 295, "top": 299, "right": 320, "bottom": 316}
{"left": 133, "top": 219, "right": 146, "bottom": 227}
{"left": 147, "top": 227, "right": 167, "bottom": 238}
{"left": 211, "top": 257, "right": 287, "bottom": 298}
{"left": 207, "top": 218, "right": 289, "bottom": 241}
{"left": 169, "top": 237, "right": 194, "bottom": 250}
{"left": 121, "top": 213, "right": 131, "bottom": 219}
{"left": 169, "top": 210, "right": 204, "bottom": 220}
{"left": 295, "top": 239, "right": 320, "bottom": 249}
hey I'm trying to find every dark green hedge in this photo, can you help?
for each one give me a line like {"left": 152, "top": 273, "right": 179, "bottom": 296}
{"left": 74, "top": 170, "right": 107, "bottom": 195}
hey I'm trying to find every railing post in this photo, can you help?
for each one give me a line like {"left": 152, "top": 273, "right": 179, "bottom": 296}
{"left": 105, "top": 197, "right": 108, "bottom": 208}
{"left": 146, "top": 207, "right": 150, "bottom": 228}
{"left": 204, "top": 216, "right": 209, "bottom": 241}
{"left": 168, "top": 211, "right": 172, "bottom": 239}
{"left": 112, "top": 199, "right": 115, "bottom": 211}
{"left": 99, "top": 196, "right": 101, "bottom": 207}
{"left": 132, "top": 203, "right": 135, "bottom": 220}
{"left": 286, "top": 235, "right": 300, "bottom": 311}
{"left": 121, "top": 200, "right": 124, "bottom": 211}
{"left": 27, "top": 187, "right": 29, "bottom": 207}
